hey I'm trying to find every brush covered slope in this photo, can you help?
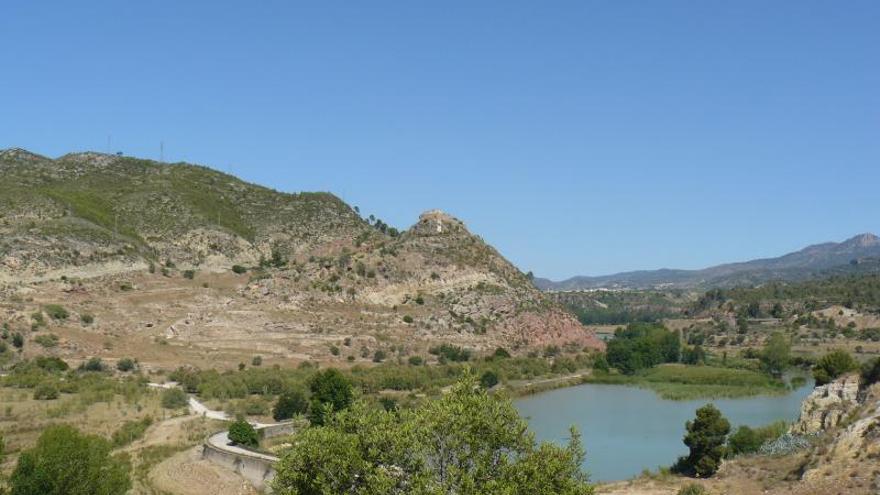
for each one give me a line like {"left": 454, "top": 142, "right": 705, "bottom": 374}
{"left": 0, "top": 148, "right": 602, "bottom": 369}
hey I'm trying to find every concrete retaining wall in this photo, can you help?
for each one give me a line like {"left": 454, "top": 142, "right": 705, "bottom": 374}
{"left": 202, "top": 441, "right": 277, "bottom": 492}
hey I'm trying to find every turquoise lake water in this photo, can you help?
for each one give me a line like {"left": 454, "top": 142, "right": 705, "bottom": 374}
{"left": 514, "top": 380, "right": 813, "bottom": 482}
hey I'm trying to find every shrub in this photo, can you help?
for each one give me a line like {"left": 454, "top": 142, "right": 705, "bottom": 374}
{"left": 727, "top": 421, "right": 786, "bottom": 457}
{"left": 593, "top": 354, "right": 610, "bottom": 373}
{"left": 329, "top": 345, "right": 340, "bottom": 356}
{"left": 862, "top": 357, "right": 880, "bottom": 387}
{"left": 228, "top": 419, "right": 259, "bottom": 447}
{"left": 182, "top": 270, "right": 196, "bottom": 280}
{"left": 252, "top": 356, "right": 263, "bottom": 366}
{"left": 372, "top": 350, "right": 387, "bottom": 363}
{"left": 402, "top": 315, "right": 414, "bottom": 324}
{"left": 408, "top": 355, "right": 424, "bottom": 366}
{"left": 10, "top": 425, "right": 131, "bottom": 494}
{"left": 493, "top": 347, "right": 511, "bottom": 359}
{"left": 480, "top": 370, "right": 499, "bottom": 389}
{"left": 43, "top": 304, "right": 69, "bottom": 321}
{"left": 274, "top": 389, "right": 309, "bottom": 421}
{"left": 428, "top": 344, "right": 471, "bottom": 363}
{"left": 161, "top": 388, "right": 189, "bottom": 409}
{"left": 34, "top": 334, "right": 60, "bottom": 348}
{"left": 111, "top": 417, "right": 153, "bottom": 447}
{"left": 80, "top": 313, "right": 94, "bottom": 324}
{"left": 813, "top": 350, "right": 859, "bottom": 385}
{"left": 116, "top": 358, "right": 137, "bottom": 372}
{"left": 677, "top": 484, "right": 707, "bottom": 495}
{"left": 35, "top": 356, "right": 68, "bottom": 372}
{"left": 12, "top": 332, "right": 24, "bottom": 349}
{"left": 33, "top": 383, "right": 60, "bottom": 400}
{"left": 79, "top": 357, "right": 106, "bottom": 372}
{"left": 232, "top": 265, "right": 248, "bottom": 274}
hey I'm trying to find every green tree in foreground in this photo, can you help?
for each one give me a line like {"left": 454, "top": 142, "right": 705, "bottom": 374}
{"left": 759, "top": 332, "right": 790, "bottom": 377}
{"left": 675, "top": 404, "right": 730, "bottom": 478}
{"left": 228, "top": 419, "right": 260, "bottom": 448}
{"left": 307, "top": 368, "right": 354, "bottom": 425}
{"left": 813, "top": 349, "right": 859, "bottom": 386}
{"left": 10, "top": 425, "right": 130, "bottom": 495}
{"left": 273, "top": 373, "right": 593, "bottom": 495}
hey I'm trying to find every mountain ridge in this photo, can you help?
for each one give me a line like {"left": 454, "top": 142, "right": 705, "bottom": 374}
{"left": 537, "top": 233, "right": 880, "bottom": 291}
{"left": 0, "top": 148, "right": 603, "bottom": 361}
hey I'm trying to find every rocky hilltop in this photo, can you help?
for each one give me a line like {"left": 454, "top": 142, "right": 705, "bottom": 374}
{"left": 0, "top": 149, "right": 602, "bottom": 368}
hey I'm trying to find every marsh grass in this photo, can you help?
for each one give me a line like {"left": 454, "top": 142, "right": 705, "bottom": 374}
{"left": 586, "top": 364, "right": 787, "bottom": 400}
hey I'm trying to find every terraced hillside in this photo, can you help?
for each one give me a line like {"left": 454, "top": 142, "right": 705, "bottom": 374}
{"left": 0, "top": 148, "right": 602, "bottom": 369}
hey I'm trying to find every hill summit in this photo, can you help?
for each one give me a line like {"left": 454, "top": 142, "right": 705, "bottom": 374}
{"left": 0, "top": 149, "right": 602, "bottom": 366}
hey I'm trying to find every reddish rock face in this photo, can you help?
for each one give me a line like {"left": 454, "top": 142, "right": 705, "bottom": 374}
{"left": 496, "top": 310, "right": 606, "bottom": 351}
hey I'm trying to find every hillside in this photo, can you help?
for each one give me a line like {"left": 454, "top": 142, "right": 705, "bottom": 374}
{"left": 537, "top": 234, "right": 880, "bottom": 291}
{"left": 0, "top": 148, "right": 602, "bottom": 369}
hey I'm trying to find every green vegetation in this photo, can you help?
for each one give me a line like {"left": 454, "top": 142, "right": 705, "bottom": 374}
{"left": 587, "top": 364, "right": 786, "bottom": 400}
{"left": 160, "top": 388, "right": 189, "bottom": 409}
{"left": 429, "top": 343, "right": 472, "bottom": 363}
{"left": 228, "top": 418, "right": 260, "bottom": 448}
{"left": 555, "top": 290, "right": 685, "bottom": 325}
{"left": 605, "top": 323, "right": 680, "bottom": 375}
{"left": 116, "top": 357, "right": 137, "bottom": 372}
{"left": 677, "top": 484, "right": 708, "bottom": 495}
{"left": 674, "top": 404, "right": 730, "bottom": 477}
{"left": 34, "top": 334, "right": 59, "bottom": 348}
{"left": 726, "top": 421, "right": 786, "bottom": 457}
{"left": 813, "top": 349, "right": 859, "bottom": 385}
{"left": 42, "top": 304, "right": 69, "bottom": 321}
{"left": 308, "top": 369, "right": 354, "bottom": 425}
{"left": 273, "top": 389, "right": 308, "bottom": 421}
{"left": 111, "top": 417, "right": 153, "bottom": 447}
{"left": 759, "top": 332, "right": 790, "bottom": 377}
{"left": 272, "top": 373, "right": 593, "bottom": 495}
{"left": 232, "top": 264, "right": 248, "bottom": 274}
{"left": 9, "top": 424, "right": 131, "bottom": 495}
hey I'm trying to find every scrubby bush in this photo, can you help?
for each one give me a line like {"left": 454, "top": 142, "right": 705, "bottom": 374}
{"left": 251, "top": 355, "right": 262, "bottom": 366}
{"left": 116, "top": 358, "right": 137, "bottom": 372}
{"left": 402, "top": 315, "right": 414, "bottom": 324}
{"left": 493, "top": 347, "right": 511, "bottom": 359}
{"left": 813, "top": 349, "right": 859, "bottom": 385}
{"left": 33, "top": 383, "right": 60, "bottom": 400}
{"left": 161, "top": 388, "right": 189, "bottom": 409}
{"left": 408, "top": 355, "right": 424, "bottom": 366}
{"left": 677, "top": 484, "right": 707, "bottom": 495}
{"left": 232, "top": 265, "right": 248, "bottom": 274}
{"left": 79, "top": 357, "right": 106, "bottom": 372}
{"left": 111, "top": 417, "right": 153, "bottom": 447}
{"left": 43, "top": 304, "right": 69, "bottom": 321}
{"left": 727, "top": 421, "right": 786, "bottom": 457}
{"left": 429, "top": 344, "right": 472, "bottom": 363}
{"left": 80, "top": 313, "right": 94, "bottom": 324}
{"left": 34, "top": 334, "right": 59, "bottom": 348}
{"left": 182, "top": 269, "right": 196, "bottom": 280}
{"left": 480, "top": 370, "right": 499, "bottom": 389}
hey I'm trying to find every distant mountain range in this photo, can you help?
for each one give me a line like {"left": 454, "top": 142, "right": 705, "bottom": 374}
{"left": 535, "top": 233, "right": 880, "bottom": 291}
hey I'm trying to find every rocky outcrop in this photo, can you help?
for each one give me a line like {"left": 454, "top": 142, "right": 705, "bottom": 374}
{"left": 791, "top": 374, "right": 860, "bottom": 435}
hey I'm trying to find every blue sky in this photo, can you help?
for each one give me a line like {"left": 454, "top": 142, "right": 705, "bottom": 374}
{"left": 2, "top": 1, "right": 878, "bottom": 279}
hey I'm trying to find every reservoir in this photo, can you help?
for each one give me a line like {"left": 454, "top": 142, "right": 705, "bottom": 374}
{"left": 515, "top": 380, "right": 813, "bottom": 482}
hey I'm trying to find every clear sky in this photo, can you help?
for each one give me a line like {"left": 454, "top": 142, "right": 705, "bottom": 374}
{"left": 2, "top": 1, "right": 878, "bottom": 279}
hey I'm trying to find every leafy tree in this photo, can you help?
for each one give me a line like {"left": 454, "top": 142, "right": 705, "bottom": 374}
{"left": 681, "top": 345, "right": 706, "bottom": 365}
{"left": 308, "top": 369, "right": 354, "bottom": 425}
{"left": 675, "top": 404, "right": 730, "bottom": 477}
{"left": 759, "top": 332, "right": 790, "bottom": 377}
{"left": 272, "top": 373, "right": 593, "bottom": 495}
{"left": 10, "top": 425, "right": 131, "bottom": 495}
{"left": 606, "top": 323, "right": 680, "bottom": 374}
{"left": 273, "top": 389, "right": 309, "bottom": 421}
{"left": 228, "top": 419, "right": 260, "bottom": 448}
{"left": 814, "top": 349, "right": 859, "bottom": 386}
